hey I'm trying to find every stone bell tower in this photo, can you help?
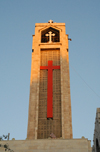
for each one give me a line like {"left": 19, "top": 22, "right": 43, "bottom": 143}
{"left": 27, "top": 20, "right": 73, "bottom": 139}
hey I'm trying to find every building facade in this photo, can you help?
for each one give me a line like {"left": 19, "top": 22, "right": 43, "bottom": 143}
{"left": 0, "top": 21, "right": 92, "bottom": 152}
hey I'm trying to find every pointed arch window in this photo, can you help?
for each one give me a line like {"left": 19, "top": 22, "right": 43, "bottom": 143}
{"left": 41, "top": 27, "right": 60, "bottom": 43}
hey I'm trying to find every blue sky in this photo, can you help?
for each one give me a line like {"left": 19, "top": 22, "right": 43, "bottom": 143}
{"left": 0, "top": 0, "right": 100, "bottom": 145}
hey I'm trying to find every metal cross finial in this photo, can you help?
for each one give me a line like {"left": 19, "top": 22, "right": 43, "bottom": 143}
{"left": 45, "top": 31, "right": 55, "bottom": 43}
{"left": 48, "top": 20, "right": 53, "bottom": 23}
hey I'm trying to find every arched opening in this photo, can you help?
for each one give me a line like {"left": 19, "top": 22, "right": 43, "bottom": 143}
{"left": 96, "top": 139, "right": 100, "bottom": 152}
{"left": 41, "top": 27, "right": 60, "bottom": 43}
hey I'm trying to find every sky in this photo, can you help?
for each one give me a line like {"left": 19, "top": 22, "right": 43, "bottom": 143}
{"left": 0, "top": 0, "right": 100, "bottom": 146}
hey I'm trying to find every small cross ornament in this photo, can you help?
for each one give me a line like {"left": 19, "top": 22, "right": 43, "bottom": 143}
{"left": 45, "top": 31, "right": 55, "bottom": 43}
{"left": 48, "top": 20, "right": 53, "bottom": 23}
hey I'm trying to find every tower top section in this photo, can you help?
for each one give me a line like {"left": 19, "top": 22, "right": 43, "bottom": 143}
{"left": 34, "top": 21, "right": 67, "bottom": 45}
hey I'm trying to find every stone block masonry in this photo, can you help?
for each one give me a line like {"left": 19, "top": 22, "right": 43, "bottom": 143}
{"left": 0, "top": 138, "right": 91, "bottom": 152}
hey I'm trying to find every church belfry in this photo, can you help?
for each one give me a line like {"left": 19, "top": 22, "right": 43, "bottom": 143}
{"left": 27, "top": 20, "right": 73, "bottom": 139}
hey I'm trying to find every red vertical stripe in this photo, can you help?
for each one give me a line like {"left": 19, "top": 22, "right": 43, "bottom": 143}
{"left": 47, "top": 61, "right": 53, "bottom": 118}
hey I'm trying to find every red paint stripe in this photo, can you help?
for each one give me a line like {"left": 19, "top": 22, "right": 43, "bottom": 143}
{"left": 40, "top": 66, "right": 48, "bottom": 69}
{"left": 47, "top": 61, "right": 53, "bottom": 118}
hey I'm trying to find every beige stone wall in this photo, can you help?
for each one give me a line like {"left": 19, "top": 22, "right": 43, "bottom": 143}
{"left": 27, "top": 21, "right": 72, "bottom": 139}
{"left": 0, "top": 138, "right": 92, "bottom": 152}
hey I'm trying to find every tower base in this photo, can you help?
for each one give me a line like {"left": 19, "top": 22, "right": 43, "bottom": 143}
{"left": 0, "top": 138, "right": 91, "bottom": 152}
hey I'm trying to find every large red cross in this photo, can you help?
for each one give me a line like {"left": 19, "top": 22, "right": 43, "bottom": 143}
{"left": 40, "top": 61, "right": 60, "bottom": 118}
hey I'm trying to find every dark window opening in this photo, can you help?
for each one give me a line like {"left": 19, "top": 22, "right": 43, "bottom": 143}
{"left": 96, "top": 139, "right": 100, "bottom": 152}
{"left": 41, "top": 27, "right": 60, "bottom": 43}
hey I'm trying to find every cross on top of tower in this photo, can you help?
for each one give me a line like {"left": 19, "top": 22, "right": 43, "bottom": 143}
{"left": 45, "top": 31, "right": 55, "bottom": 43}
{"left": 48, "top": 20, "right": 53, "bottom": 23}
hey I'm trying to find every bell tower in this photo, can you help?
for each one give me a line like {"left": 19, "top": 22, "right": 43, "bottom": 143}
{"left": 27, "top": 20, "right": 73, "bottom": 139}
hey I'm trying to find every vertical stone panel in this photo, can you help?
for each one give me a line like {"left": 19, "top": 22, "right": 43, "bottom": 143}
{"left": 38, "top": 49, "right": 62, "bottom": 139}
